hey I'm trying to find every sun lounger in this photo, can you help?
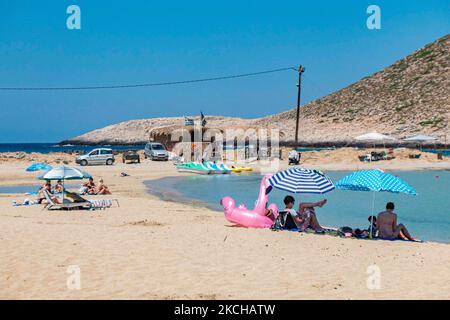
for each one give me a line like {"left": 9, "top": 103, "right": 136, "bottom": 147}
{"left": 42, "top": 190, "right": 119, "bottom": 211}
{"left": 42, "top": 190, "right": 91, "bottom": 211}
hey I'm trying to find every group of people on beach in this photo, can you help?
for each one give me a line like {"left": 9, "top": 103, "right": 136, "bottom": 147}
{"left": 273, "top": 196, "right": 415, "bottom": 241}
{"left": 79, "top": 177, "right": 111, "bottom": 195}
{"left": 36, "top": 177, "right": 111, "bottom": 205}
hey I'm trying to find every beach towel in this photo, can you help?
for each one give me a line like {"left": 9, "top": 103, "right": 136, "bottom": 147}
{"left": 89, "top": 199, "right": 113, "bottom": 209}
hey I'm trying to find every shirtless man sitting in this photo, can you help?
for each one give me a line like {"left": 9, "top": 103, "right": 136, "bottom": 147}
{"left": 377, "top": 202, "right": 414, "bottom": 241}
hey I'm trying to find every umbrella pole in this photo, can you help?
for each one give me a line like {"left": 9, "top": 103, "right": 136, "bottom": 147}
{"left": 369, "top": 191, "right": 376, "bottom": 239}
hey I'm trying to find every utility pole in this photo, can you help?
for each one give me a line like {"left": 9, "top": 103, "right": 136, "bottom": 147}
{"left": 294, "top": 65, "right": 305, "bottom": 145}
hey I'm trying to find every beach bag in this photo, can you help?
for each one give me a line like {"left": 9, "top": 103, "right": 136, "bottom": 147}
{"left": 337, "top": 226, "right": 353, "bottom": 237}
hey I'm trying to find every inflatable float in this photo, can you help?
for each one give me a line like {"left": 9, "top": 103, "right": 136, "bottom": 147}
{"left": 220, "top": 174, "right": 278, "bottom": 228}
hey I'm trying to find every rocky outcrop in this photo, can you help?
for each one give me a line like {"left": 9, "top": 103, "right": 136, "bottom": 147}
{"left": 255, "top": 34, "right": 449, "bottom": 144}
{"left": 61, "top": 116, "right": 254, "bottom": 145}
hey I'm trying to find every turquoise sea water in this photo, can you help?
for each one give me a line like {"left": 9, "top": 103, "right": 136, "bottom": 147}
{"left": 146, "top": 171, "right": 450, "bottom": 243}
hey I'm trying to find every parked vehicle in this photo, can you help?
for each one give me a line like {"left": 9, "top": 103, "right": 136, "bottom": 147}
{"left": 144, "top": 143, "right": 169, "bottom": 161}
{"left": 122, "top": 150, "right": 140, "bottom": 164}
{"left": 76, "top": 148, "right": 115, "bottom": 166}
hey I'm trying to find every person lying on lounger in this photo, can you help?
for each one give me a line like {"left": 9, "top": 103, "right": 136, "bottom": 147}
{"left": 37, "top": 180, "right": 57, "bottom": 204}
{"left": 283, "top": 195, "right": 327, "bottom": 233}
{"left": 377, "top": 202, "right": 414, "bottom": 241}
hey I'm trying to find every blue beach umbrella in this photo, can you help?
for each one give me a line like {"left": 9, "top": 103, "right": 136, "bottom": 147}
{"left": 335, "top": 169, "right": 417, "bottom": 238}
{"left": 26, "top": 163, "right": 52, "bottom": 172}
{"left": 268, "top": 167, "right": 335, "bottom": 194}
{"left": 336, "top": 169, "right": 417, "bottom": 195}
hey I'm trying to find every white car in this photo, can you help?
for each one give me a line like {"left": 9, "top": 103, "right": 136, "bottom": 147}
{"left": 144, "top": 143, "right": 169, "bottom": 161}
{"left": 76, "top": 148, "right": 115, "bottom": 166}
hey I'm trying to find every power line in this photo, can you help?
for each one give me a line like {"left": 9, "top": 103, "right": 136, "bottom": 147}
{"left": 0, "top": 66, "right": 297, "bottom": 91}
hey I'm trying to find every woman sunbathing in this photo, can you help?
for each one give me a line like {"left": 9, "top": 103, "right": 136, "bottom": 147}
{"left": 37, "top": 181, "right": 61, "bottom": 205}
{"left": 37, "top": 180, "right": 52, "bottom": 204}
{"left": 96, "top": 178, "right": 111, "bottom": 195}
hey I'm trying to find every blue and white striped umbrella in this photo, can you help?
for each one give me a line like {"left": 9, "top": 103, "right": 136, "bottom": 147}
{"left": 268, "top": 168, "right": 335, "bottom": 194}
{"left": 335, "top": 169, "right": 417, "bottom": 195}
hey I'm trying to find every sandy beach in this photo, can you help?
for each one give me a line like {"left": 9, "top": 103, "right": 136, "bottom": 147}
{"left": 1, "top": 150, "right": 450, "bottom": 300}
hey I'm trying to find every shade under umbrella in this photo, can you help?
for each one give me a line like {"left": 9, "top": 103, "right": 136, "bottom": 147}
{"left": 268, "top": 167, "right": 335, "bottom": 194}
{"left": 38, "top": 166, "right": 92, "bottom": 181}
{"left": 26, "top": 163, "right": 52, "bottom": 172}
{"left": 336, "top": 169, "right": 416, "bottom": 238}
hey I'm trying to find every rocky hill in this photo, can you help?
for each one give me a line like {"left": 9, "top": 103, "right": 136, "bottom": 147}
{"left": 255, "top": 34, "right": 449, "bottom": 144}
{"left": 62, "top": 116, "right": 253, "bottom": 145}
{"left": 64, "top": 34, "right": 449, "bottom": 145}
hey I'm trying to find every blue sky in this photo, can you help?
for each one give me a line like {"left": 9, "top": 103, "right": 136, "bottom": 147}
{"left": 0, "top": 0, "right": 449, "bottom": 143}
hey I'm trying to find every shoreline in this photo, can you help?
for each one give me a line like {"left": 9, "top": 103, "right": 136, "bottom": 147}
{"left": 1, "top": 158, "right": 450, "bottom": 299}
{"left": 143, "top": 172, "right": 450, "bottom": 245}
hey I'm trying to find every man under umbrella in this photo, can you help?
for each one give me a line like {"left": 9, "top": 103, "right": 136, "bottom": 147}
{"left": 377, "top": 202, "right": 415, "bottom": 241}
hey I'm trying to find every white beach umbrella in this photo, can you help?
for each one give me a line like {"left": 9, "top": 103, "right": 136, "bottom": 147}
{"left": 355, "top": 132, "right": 396, "bottom": 142}
{"left": 355, "top": 132, "right": 396, "bottom": 151}
{"left": 38, "top": 166, "right": 92, "bottom": 181}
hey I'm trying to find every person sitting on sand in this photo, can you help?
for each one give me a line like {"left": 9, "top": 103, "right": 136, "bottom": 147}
{"left": 282, "top": 195, "right": 327, "bottom": 233}
{"left": 53, "top": 180, "right": 64, "bottom": 194}
{"left": 81, "top": 177, "right": 96, "bottom": 195}
{"left": 353, "top": 216, "right": 378, "bottom": 238}
{"left": 96, "top": 178, "right": 111, "bottom": 195}
{"left": 377, "top": 202, "right": 414, "bottom": 241}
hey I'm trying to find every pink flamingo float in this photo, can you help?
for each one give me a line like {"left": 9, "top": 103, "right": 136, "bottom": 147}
{"left": 220, "top": 174, "right": 279, "bottom": 228}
